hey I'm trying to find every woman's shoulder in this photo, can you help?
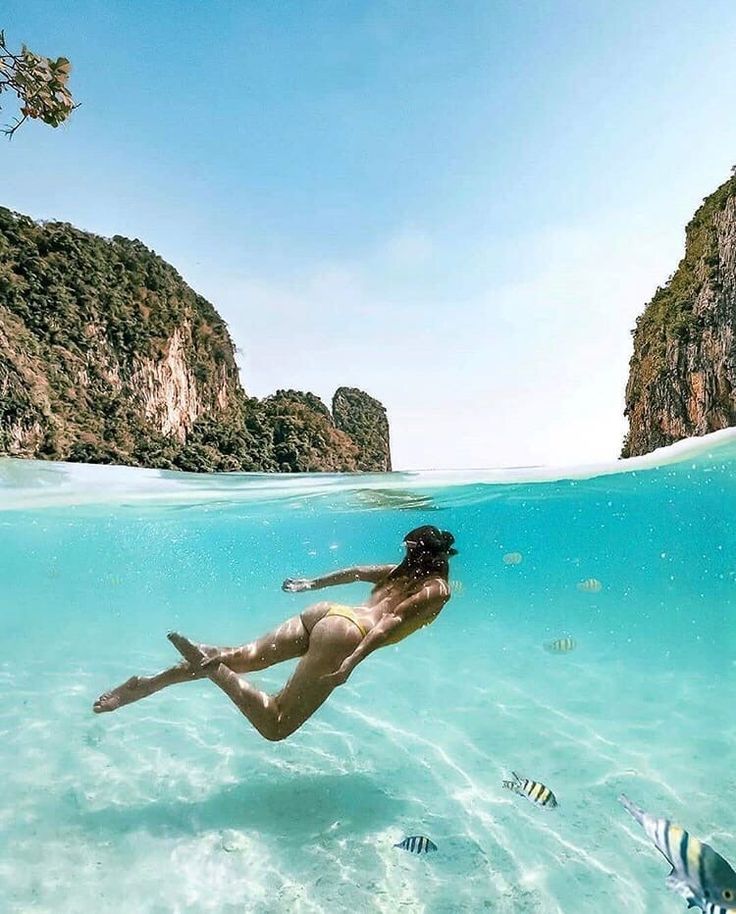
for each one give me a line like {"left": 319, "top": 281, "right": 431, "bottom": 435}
{"left": 377, "top": 572, "right": 450, "bottom": 603}
{"left": 410, "top": 576, "right": 450, "bottom": 601}
{"left": 428, "top": 577, "right": 451, "bottom": 598}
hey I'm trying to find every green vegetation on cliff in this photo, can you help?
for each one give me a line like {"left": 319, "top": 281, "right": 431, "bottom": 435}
{"left": 0, "top": 205, "right": 246, "bottom": 467}
{"left": 623, "top": 173, "right": 736, "bottom": 457}
{"left": 631, "top": 174, "right": 734, "bottom": 357}
{"left": 0, "top": 207, "right": 391, "bottom": 472}
{"left": 259, "top": 390, "right": 360, "bottom": 472}
{"left": 333, "top": 386, "right": 391, "bottom": 471}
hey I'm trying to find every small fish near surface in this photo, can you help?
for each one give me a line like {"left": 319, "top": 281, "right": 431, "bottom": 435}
{"left": 544, "top": 636, "right": 577, "bottom": 654}
{"left": 619, "top": 794, "right": 736, "bottom": 913}
{"left": 577, "top": 577, "right": 602, "bottom": 593}
{"left": 394, "top": 835, "right": 438, "bottom": 855}
{"left": 503, "top": 772, "right": 558, "bottom": 808}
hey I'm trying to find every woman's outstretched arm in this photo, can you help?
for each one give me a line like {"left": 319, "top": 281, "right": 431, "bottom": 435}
{"left": 282, "top": 564, "right": 395, "bottom": 592}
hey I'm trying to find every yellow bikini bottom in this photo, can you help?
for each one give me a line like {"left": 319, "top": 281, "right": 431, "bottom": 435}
{"left": 324, "top": 604, "right": 368, "bottom": 638}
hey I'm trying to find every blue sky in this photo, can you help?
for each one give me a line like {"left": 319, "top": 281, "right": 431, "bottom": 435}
{"left": 4, "top": 1, "right": 736, "bottom": 469}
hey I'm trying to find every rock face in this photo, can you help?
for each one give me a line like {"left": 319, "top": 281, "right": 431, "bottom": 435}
{"left": 258, "top": 390, "right": 360, "bottom": 473}
{"left": 0, "top": 207, "right": 391, "bottom": 472}
{"left": 333, "top": 387, "right": 391, "bottom": 471}
{"left": 623, "top": 174, "right": 736, "bottom": 457}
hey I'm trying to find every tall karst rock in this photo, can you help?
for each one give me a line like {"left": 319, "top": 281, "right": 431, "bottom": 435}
{"left": 623, "top": 173, "right": 736, "bottom": 457}
{"left": 0, "top": 206, "right": 391, "bottom": 472}
{"left": 333, "top": 387, "right": 391, "bottom": 471}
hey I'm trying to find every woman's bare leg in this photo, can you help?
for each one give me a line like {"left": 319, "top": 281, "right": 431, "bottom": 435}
{"left": 168, "top": 619, "right": 360, "bottom": 742}
{"left": 168, "top": 633, "right": 283, "bottom": 738}
{"left": 210, "top": 611, "right": 314, "bottom": 673}
{"left": 92, "top": 657, "right": 210, "bottom": 713}
{"left": 92, "top": 604, "right": 329, "bottom": 714}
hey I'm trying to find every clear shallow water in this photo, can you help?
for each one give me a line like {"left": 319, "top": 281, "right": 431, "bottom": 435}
{"left": 1, "top": 432, "right": 735, "bottom": 914}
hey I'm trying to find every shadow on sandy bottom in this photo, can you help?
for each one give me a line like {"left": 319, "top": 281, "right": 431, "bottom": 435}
{"left": 74, "top": 771, "right": 403, "bottom": 840}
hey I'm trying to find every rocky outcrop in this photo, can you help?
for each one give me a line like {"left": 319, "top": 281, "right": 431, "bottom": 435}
{"left": 623, "top": 173, "right": 736, "bottom": 457}
{"left": 259, "top": 390, "right": 361, "bottom": 472}
{"left": 0, "top": 206, "right": 391, "bottom": 472}
{"left": 333, "top": 387, "right": 391, "bottom": 471}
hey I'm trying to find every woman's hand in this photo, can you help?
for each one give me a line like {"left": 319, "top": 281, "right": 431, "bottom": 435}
{"left": 282, "top": 578, "right": 316, "bottom": 593}
{"left": 321, "top": 664, "right": 351, "bottom": 688}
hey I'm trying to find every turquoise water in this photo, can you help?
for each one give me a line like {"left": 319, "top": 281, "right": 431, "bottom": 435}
{"left": 1, "top": 432, "right": 735, "bottom": 913}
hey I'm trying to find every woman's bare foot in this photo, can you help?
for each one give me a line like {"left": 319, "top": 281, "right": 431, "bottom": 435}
{"left": 93, "top": 676, "right": 151, "bottom": 713}
{"left": 92, "top": 645, "right": 219, "bottom": 715}
{"left": 167, "top": 631, "right": 210, "bottom": 667}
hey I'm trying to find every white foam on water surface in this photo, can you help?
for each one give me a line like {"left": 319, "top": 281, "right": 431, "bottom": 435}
{"left": 1, "top": 427, "right": 735, "bottom": 511}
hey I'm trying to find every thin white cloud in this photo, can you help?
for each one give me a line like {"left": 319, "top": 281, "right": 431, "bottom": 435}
{"left": 191, "top": 210, "right": 684, "bottom": 470}
{"left": 383, "top": 227, "right": 433, "bottom": 268}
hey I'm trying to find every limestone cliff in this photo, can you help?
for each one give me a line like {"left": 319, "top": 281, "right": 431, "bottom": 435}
{"left": 0, "top": 207, "right": 391, "bottom": 472}
{"left": 333, "top": 386, "right": 391, "bottom": 471}
{"left": 259, "top": 390, "right": 361, "bottom": 472}
{"left": 623, "top": 173, "right": 736, "bottom": 457}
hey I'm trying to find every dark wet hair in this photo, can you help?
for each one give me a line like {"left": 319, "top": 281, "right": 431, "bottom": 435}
{"left": 382, "top": 525, "right": 458, "bottom": 585}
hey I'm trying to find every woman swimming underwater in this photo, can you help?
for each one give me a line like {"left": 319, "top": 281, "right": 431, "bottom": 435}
{"left": 93, "top": 525, "right": 456, "bottom": 741}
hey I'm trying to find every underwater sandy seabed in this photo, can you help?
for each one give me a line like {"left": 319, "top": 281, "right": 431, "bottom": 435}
{"left": 1, "top": 432, "right": 735, "bottom": 913}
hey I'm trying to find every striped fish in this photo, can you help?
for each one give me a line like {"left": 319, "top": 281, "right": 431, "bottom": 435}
{"left": 544, "top": 636, "right": 577, "bottom": 654}
{"left": 503, "top": 771, "right": 557, "bottom": 808}
{"left": 577, "top": 577, "right": 602, "bottom": 593}
{"left": 619, "top": 795, "right": 736, "bottom": 913}
{"left": 394, "top": 835, "right": 437, "bottom": 855}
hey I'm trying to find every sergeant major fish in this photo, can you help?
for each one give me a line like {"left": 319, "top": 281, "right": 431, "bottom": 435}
{"left": 544, "top": 636, "right": 577, "bottom": 654}
{"left": 577, "top": 577, "right": 602, "bottom": 593}
{"left": 503, "top": 771, "right": 557, "bottom": 808}
{"left": 619, "top": 794, "right": 736, "bottom": 913}
{"left": 394, "top": 835, "right": 437, "bottom": 855}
